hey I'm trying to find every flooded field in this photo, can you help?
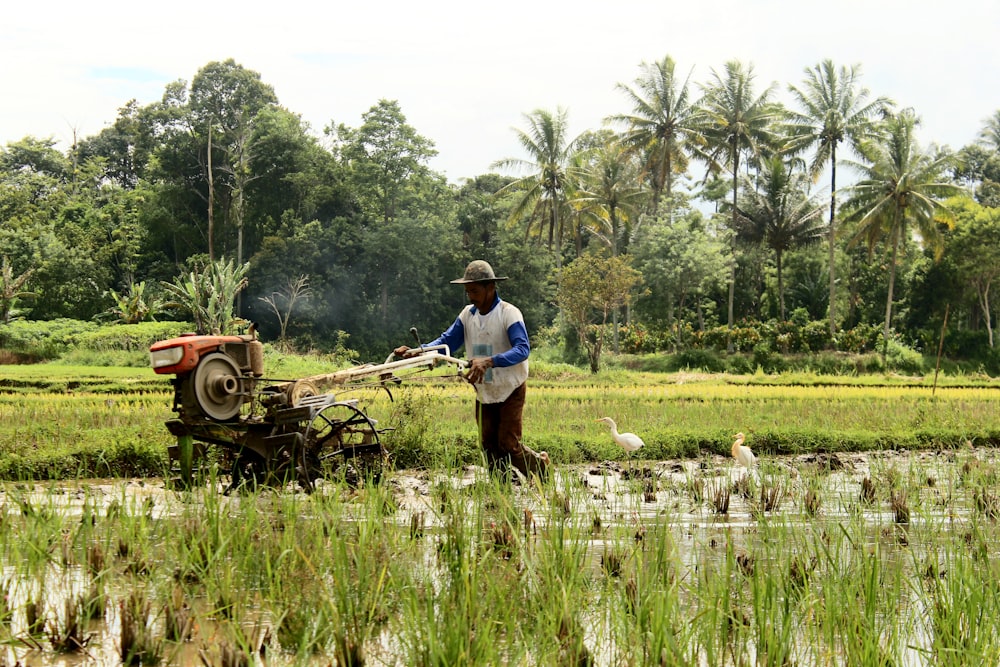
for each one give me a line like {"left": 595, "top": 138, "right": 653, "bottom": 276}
{"left": 2, "top": 445, "right": 999, "bottom": 666}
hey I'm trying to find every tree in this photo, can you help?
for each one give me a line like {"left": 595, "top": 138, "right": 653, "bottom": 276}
{"left": 698, "top": 60, "right": 782, "bottom": 342}
{"left": 609, "top": 55, "right": 703, "bottom": 217}
{"left": 493, "top": 108, "right": 576, "bottom": 266}
{"left": 946, "top": 197, "right": 1000, "bottom": 347}
{"left": 632, "top": 212, "right": 728, "bottom": 345}
{"left": 332, "top": 99, "right": 439, "bottom": 223}
{"left": 0, "top": 137, "right": 70, "bottom": 179}
{"left": 161, "top": 258, "right": 250, "bottom": 335}
{"left": 734, "top": 156, "right": 827, "bottom": 319}
{"left": 102, "top": 280, "right": 164, "bottom": 324}
{"left": 979, "top": 109, "right": 1000, "bottom": 151}
{"left": 259, "top": 275, "right": 312, "bottom": 350}
{"left": 555, "top": 254, "right": 642, "bottom": 372}
{"left": 787, "top": 60, "right": 893, "bottom": 336}
{"left": 569, "top": 133, "right": 647, "bottom": 351}
{"left": 0, "top": 256, "right": 35, "bottom": 323}
{"left": 841, "top": 110, "right": 963, "bottom": 349}
{"left": 569, "top": 133, "right": 647, "bottom": 256}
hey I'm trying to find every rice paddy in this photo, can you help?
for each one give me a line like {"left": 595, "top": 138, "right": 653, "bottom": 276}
{"left": 1, "top": 363, "right": 999, "bottom": 665}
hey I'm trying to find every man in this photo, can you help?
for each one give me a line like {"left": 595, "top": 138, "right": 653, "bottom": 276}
{"left": 394, "top": 260, "right": 550, "bottom": 481}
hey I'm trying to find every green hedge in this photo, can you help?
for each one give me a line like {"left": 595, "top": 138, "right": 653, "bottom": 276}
{"left": 1, "top": 320, "right": 192, "bottom": 361}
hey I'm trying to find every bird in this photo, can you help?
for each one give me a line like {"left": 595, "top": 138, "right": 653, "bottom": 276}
{"left": 596, "top": 417, "right": 645, "bottom": 473}
{"left": 731, "top": 432, "right": 757, "bottom": 473}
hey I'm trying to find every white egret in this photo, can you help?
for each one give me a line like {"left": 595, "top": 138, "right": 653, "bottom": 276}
{"left": 597, "top": 417, "right": 644, "bottom": 472}
{"left": 731, "top": 432, "right": 757, "bottom": 474}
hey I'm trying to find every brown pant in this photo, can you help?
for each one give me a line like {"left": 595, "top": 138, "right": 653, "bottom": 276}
{"left": 475, "top": 382, "right": 547, "bottom": 479}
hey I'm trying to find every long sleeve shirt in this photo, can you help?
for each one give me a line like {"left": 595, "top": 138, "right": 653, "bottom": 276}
{"left": 426, "top": 293, "right": 529, "bottom": 403}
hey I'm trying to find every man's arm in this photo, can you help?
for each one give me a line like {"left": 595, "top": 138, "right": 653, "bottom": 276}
{"left": 492, "top": 321, "right": 530, "bottom": 367}
{"left": 426, "top": 316, "right": 466, "bottom": 355}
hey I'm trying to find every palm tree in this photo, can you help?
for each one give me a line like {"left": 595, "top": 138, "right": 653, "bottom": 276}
{"left": 569, "top": 135, "right": 647, "bottom": 256}
{"left": 840, "top": 110, "right": 962, "bottom": 350}
{"left": 787, "top": 60, "right": 893, "bottom": 337}
{"left": 608, "top": 55, "right": 702, "bottom": 217}
{"left": 493, "top": 108, "right": 576, "bottom": 266}
{"left": 568, "top": 134, "right": 647, "bottom": 352}
{"left": 734, "top": 156, "right": 827, "bottom": 319}
{"left": 978, "top": 109, "right": 1000, "bottom": 151}
{"left": 698, "top": 60, "right": 782, "bottom": 340}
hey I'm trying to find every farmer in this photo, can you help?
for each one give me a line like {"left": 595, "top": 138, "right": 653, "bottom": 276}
{"left": 394, "top": 260, "right": 550, "bottom": 481}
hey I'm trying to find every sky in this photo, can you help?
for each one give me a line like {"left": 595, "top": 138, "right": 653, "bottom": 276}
{"left": 3, "top": 0, "right": 999, "bottom": 184}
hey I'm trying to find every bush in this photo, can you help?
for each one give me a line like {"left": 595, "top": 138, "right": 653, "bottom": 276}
{"left": 726, "top": 354, "right": 754, "bottom": 374}
{"left": 752, "top": 342, "right": 787, "bottom": 373}
{"left": 73, "top": 322, "right": 193, "bottom": 352}
{"left": 800, "top": 320, "right": 832, "bottom": 352}
{"left": 668, "top": 348, "right": 726, "bottom": 372}
{"left": 835, "top": 323, "right": 881, "bottom": 353}
{"left": 0, "top": 319, "right": 100, "bottom": 360}
{"left": 884, "top": 338, "right": 925, "bottom": 374}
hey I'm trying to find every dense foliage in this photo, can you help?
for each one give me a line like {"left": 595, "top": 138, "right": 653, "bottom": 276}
{"left": 1, "top": 57, "right": 998, "bottom": 369}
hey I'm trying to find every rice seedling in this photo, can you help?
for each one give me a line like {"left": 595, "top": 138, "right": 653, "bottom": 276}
{"left": 119, "top": 590, "right": 163, "bottom": 665}
{"left": 46, "top": 595, "right": 92, "bottom": 652}
{"left": 973, "top": 486, "right": 1000, "bottom": 520}
{"left": 891, "top": 491, "right": 911, "bottom": 524}
{"left": 803, "top": 487, "right": 822, "bottom": 517}
{"left": 710, "top": 480, "right": 731, "bottom": 515}
{"left": 860, "top": 475, "right": 877, "bottom": 504}
{"left": 162, "top": 585, "right": 194, "bottom": 643}
{"left": 600, "top": 546, "right": 628, "bottom": 578}
{"left": 24, "top": 596, "right": 45, "bottom": 637}
{"left": 80, "top": 577, "right": 107, "bottom": 622}
{"left": 754, "top": 478, "right": 787, "bottom": 515}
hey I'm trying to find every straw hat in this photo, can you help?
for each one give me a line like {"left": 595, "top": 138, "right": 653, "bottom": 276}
{"left": 450, "top": 260, "right": 508, "bottom": 284}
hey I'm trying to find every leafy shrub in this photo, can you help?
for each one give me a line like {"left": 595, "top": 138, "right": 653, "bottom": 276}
{"left": 884, "top": 338, "right": 925, "bottom": 374}
{"left": 726, "top": 354, "right": 754, "bottom": 374}
{"left": 620, "top": 323, "right": 655, "bottom": 354}
{"left": 669, "top": 349, "right": 726, "bottom": 372}
{"left": 800, "top": 320, "right": 832, "bottom": 352}
{"left": 752, "top": 342, "right": 787, "bottom": 373}
{"left": 941, "top": 329, "right": 992, "bottom": 359}
{"left": 0, "top": 319, "right": 100, "bottom": 360}
{"left": 835, "top": 323, "right": 881, "bottom": 353}
{"left": 73, "top": 322, "right": 193, "bottom": 352}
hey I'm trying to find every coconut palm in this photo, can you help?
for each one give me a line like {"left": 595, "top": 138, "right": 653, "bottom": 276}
{"left": 698, "top": 60, "right": 783, "bottom": 338}
{"left": 840, "top": 110, "right": 962, "bottom": 349}
{"left": 569, "top": 135, "right": 647, "bottom": 257}
{"left": 733, "top": 156, "right": 827, "bottom": 319}
{"left": 978, "top": 109, "right": 1000, "bottom": 151}
{"left": 493, "top": 108, "right": 576, "bottom": 266}
{"left": 568, "top": 134, "right": 647, "bottom": 352}
{"left": 787, "top": 60, "right": 893, "bottom": 336}
{"left": 608, "top": 55, "right": 703, "bottom": 217}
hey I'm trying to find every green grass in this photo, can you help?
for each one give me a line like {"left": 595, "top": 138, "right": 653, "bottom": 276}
{"left": 2, "top": 361, "right": 999, "bottom": 480}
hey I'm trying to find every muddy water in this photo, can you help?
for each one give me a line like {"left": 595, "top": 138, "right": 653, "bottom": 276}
{"left": 0, "top": 446, "right": 994, "bottom": 666}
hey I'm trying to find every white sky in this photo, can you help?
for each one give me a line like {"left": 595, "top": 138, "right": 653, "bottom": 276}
{"left": 3, "top": 0, "right": 998, "bottom": 183}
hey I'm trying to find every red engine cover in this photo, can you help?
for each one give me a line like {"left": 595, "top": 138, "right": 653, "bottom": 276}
{"left": 149, "top": 334, "right": 244, "bottom": 375}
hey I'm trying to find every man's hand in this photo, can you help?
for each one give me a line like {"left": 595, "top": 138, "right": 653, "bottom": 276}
{"left": 465, "top": 356, "right": 493, "bottom": 384}
{"left": 394, "top": 345, "right": 417, "bottom": 358}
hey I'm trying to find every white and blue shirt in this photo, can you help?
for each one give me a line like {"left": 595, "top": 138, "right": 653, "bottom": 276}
{"left": 426, "top": 293, "right": 529, "bottom": 404}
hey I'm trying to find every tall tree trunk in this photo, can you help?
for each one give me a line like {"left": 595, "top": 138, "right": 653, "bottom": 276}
{"left": 883, "top": 225, "right": 900, "bottom": 359}
{"left": 552, "top": 198, "right": 563, "bottom": 269}
{"left": 611, "top": 210, "right": 620, "bottom": 353}
{"left": 777, "top": 248, "right": 785, "bottom": 321}
{"left": 827, "top": 146, "right": 838, "bottom": 338}
{"left": 727, "top": 152, "right": 738, "bottom": 353}
{"left": 976, "top": 280, "right": 994, "bottom": 347}
{"left": 207, "top": 123, "right": 215, "bottom": 262}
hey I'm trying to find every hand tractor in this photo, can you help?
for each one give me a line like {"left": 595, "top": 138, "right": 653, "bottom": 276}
{"left": 149, "top": 330, "right": 466, "bottom": 492}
